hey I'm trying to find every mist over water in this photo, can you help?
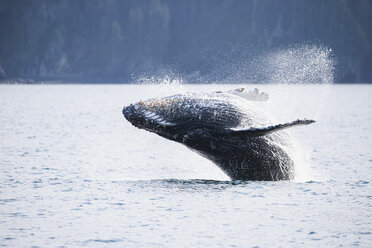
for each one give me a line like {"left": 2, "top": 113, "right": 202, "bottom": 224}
{"left": 256, "top": 44, "right": 335, "bottom": 84}
{"left": 133, "top": 44, "right": 335, "bottom": 85}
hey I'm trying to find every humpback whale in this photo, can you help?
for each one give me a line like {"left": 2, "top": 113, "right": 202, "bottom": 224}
{"left": 122, "top": 88, "right": 315, "bottom": 181}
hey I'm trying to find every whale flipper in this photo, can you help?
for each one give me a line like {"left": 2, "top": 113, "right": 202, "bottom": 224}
{"left": 230, "top": 119, "right": 315, "bottom": 137}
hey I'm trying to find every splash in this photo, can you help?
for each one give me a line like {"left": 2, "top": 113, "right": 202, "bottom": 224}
{"left": 132, "top": 70, "right": 186, "bottom": 97}
{"left": 220, "top": 44, "right": 335, "bottom": 85}
{"left": 134, "top": 74, "right": 184, "bottom": 87}
{"left": 255, "top": 44, "right": 335, "bottom": 84}
{"left": 131, "top": 44, "right": 335, "bottom": 85}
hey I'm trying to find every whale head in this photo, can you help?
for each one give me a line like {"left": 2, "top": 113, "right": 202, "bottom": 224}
{"left": 122, "top": 99, "right": 178, "bottom": 140}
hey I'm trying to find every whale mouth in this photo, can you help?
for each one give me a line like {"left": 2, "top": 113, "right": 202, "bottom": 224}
{"left": 123, "top": 103, "right": 176, "bottom": 132}
{"left": 122, "top": 104, "right": 133, "bottom": 120}
{"left": 139, "top": 108, "right": 176, "bottom": 126}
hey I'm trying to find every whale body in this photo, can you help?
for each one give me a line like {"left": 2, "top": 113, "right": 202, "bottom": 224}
{"left": 122, "top": 88, "right": 314, "bottom": 181}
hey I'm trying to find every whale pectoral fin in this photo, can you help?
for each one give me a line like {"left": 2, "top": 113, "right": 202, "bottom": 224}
{"left": 230, "top": 119, "right": 315, "bottom": 137}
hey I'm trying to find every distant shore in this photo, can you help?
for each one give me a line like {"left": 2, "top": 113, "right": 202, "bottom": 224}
{"left": 1, "top": 77, "right": 371, "bottom": 85}
{"left": 0, "top": 77, "right": 130, "bottom": 84}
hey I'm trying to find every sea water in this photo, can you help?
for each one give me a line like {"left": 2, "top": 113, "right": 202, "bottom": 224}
{"left": 0, "top": 84, "right": 371, "bottom": 247}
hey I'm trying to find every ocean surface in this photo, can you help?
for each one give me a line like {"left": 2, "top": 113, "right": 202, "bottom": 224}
{"left": 0, "top": 84, "right": 371, "bottom": 247}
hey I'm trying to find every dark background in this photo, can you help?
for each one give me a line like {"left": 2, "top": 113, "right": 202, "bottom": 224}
{"left": 0, "top": 0, "right": 371, "bottom": 83}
